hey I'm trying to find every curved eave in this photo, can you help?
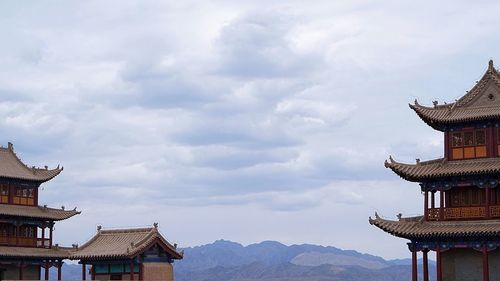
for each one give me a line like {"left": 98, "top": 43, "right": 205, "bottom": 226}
{"left": 409, "top": 103, "right": 451, "bottom": 131}
{"left": 410, "top": 103, "right": 500, "bottom": 131}
{"left": 0, "top": 205, "right": 81, "bottom": 221}
{"left": 370, "top": 215, "right": 500, "bottom": 239}
{"left": 0, "top": 168, "right": 63, "bottom": 184}
{"left": 384, "top": 157, "right": 444, "bottom": 182}
{"left": 384, "top": 156, "right": 500, "bottom": 182}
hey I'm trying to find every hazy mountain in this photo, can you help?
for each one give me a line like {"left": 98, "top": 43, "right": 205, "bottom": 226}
{"left": 56, "top": 240, "right": 436, "bottom": 281}
{"left": 174, "top": 240, "right": 436, "bottom": 281}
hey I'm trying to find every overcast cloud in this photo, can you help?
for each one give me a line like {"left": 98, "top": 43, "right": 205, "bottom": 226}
{"left": 1, "top": 0, "right": 499, "bottom": 259}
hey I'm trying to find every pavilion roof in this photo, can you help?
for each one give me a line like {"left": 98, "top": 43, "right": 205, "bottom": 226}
{"left": 0, "top": 143, "right": 62, "bottom": 183}
{"left": 71, "top": 226, "right": 183, "bottom": 261}
{"left": 410, "top": 60, "right": 500, "bottom": 131}
{"left": 369, "top": 214, "right": 500, "bottom": 239}
{"left": 0, "top": 204, "right": 80, "bottom": 221}
{"left": 384, "top": 156, "right": 500, "bottom": 182}
{"left": 0, "top": 245, "right": 72, "bottom": 259}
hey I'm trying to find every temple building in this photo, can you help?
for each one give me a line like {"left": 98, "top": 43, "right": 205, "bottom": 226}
{"left": 0, "top": 142, "right": 183, "bottom": 280}
{"left": 370, "top": 60, "right": 500, "bottom": 281}
{"left": 73, "top": 225, "right": 183, "bottom": 281}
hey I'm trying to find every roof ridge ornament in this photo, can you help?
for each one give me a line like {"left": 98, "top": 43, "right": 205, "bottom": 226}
{"left": 489, "top": 59, "right": 495, "bottom": 72}
{"left": 7, "top": 142, "right": 13, "bottom": 151}
{"left": 374, "top": 212, "right": 380, "bottom": 219}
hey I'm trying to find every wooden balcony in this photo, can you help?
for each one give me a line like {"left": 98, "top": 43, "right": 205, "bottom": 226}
{"left": 0, "top": 236, "right": 50, "bottom": 248}
{"left": 427, "top": 205, "right": 500, "bottom": 221}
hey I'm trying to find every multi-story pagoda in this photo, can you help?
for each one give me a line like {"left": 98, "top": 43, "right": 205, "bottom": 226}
{"left": 370, "top": 60, "right": 500, "bottom": 281}
{"left": 0, "top": 142, "right": 79, "bottom": 280}
{"left": 0, "top": 142, "right": 184, "bottom": 280}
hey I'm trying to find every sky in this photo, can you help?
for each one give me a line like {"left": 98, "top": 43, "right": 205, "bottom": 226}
{"left": 1, "top": 0, "right": 500, "bottom": 260}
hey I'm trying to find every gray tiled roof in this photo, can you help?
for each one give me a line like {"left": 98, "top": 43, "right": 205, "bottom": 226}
{"left": 71, "top": 226, "right": 183, "bottom": 260}
{"left": 0, "top": 204, "right": 80, "bottom": 221}
{"left": 0, "top": 246, "right": 72, "bottom": 258}
{"left": 0, "top": 143, "right": 62, "bottom": 182}
{"left": 410, "top": 60, "right": 500, "bottom": 130}
{"left": 384, "top": 156, "right": 500, "bottom": 182}
{"left": 369, "top": 214, "right": 500, "bottom": 239}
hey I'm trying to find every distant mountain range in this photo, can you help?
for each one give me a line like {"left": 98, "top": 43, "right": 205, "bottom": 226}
{"left": 174, "top": 240, "right": 436, "bottom": 281}
{"left": 56, "top": 240, "right": 436, "bottom": 281}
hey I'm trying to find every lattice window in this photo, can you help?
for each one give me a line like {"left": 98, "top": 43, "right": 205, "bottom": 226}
{"left": 451, "top": 129, "right": 487, "bottom": 159}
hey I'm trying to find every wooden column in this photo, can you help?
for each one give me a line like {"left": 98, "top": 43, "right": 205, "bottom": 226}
{"left": 436, "top": 247, "right": 442, "bottom": 281}
{"left": 44, "top": 261, "right": 50, "bottom": 281}
{"left": 41, "top": 226, "right": 45, "bottom": 248}
{"left": 91, "top": 265, "right": 95, "bottom": 280}
{"left": 139, "top": 263, "right": 143, "bottom": 281}
{"left": 18, "top": 262, "right": 23, "bottom": 280}
{"left": 424, "top": 191, "right": 429, "bottom": 220}
{"left": 439, "top": 190, "right": 445, "bottom": 220}
{"left": 57, "top": 261, "right": 62, "bottom": 281}
{"left": 483, "top": 246, "right": 489, "bottom": 281}
{"left": 82, "top": 263, "right": 86, "bottom": 280}
{"left": 431, "top": 191, "right": 436, "bottom": 209}
{"left": 130, "top": 262, "right": 135, "bottom": 280}
{"left": 49, "top": 226, "right": 53, "bottom": 248}
{"left": 412, "top": 249, "right": 418, "bottom": 281}
{"left": 486, "top": 187, "right": 491, "bottom": 219}
{"left": 16, "top": 225, "right": 20, "bottom": 246}
{"left": 422, "top": 249, "right": 429, "bottom": 281}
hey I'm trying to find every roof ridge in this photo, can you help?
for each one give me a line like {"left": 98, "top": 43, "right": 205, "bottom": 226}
{"left": 100, "top": 227, "right": 154, "bottom": 234}
{"left": 455, "top": 61, "right": 498, "bottom": 107}
{"left": 385, "top": 156, "right": 444, "bottom": 167}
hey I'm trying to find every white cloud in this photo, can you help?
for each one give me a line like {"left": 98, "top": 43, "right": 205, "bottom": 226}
{"left": 0, "top": 0, "right": 498, "bottom": 260}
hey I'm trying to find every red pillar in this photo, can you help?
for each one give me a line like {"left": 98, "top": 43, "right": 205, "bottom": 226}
{"left": 423, "top": 249, "right": 429, "bottom": 281}
{"left": 486, "top": 188, "right": 491, "bottom": 218}
{"left": 139, "top": 263, "right": 143, "bottom": 281}
{"left": 19, "top": 262, "right": 23, "bottom": 280}
{"left": 424, "top": 191, "right": 429, "bottom": 220}
{"left": 82, "top": 263, "right": 86, "bottom": 280}
{"left": 41, "top": 226, "right": 45, "bottom": 248}
{"left": 439, "top": 190, "right": 445, "bottom": 220}
{"left": 431, "top": 191, "right": 436, "bottom": 209}
{"left": 16, "top": 225, "right": 20, "bottom": 246}
{"left": 130, "top": 262, "right": 135, "bottom": 280}
{"left": 57, "top": 262, "right": 62, "bottom": 281}
{"left": 45, "top": 261, "right": 50, "bottom": 281}
{"left": 49, "top": 226, "right": 53, "bottom": 248}
{"left": 483, "top": 246, "right": 489, "bottom": 281}
{"left": 436, "top": 247, "right": 442, "bottom": 281}
{"left": 412, "top": 249, "right": 418, "bottom": 281}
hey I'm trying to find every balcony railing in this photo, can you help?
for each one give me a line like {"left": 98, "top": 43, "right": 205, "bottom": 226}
{"left": 0, "top": 236, "right": 50, "bottom": 248}
{"left": 427, "top": 205, "right": 500, "bottom": 220}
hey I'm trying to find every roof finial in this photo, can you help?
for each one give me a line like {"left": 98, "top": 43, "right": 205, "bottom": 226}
{"left": 7, "top": 142, "right": 13, "bottom": 151}
{"left": 153, "top": 222, "right": 158, "bottom": 229}
{"left": 489, "top": 59, "right": 495, "bottom": 71}
{"left": 97, "top": 225, "right": 102, "bottom": 231}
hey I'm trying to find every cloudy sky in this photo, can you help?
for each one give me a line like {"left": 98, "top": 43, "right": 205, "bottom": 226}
{"left": 1, "top": 1, "right": 500, "bottom": 260}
